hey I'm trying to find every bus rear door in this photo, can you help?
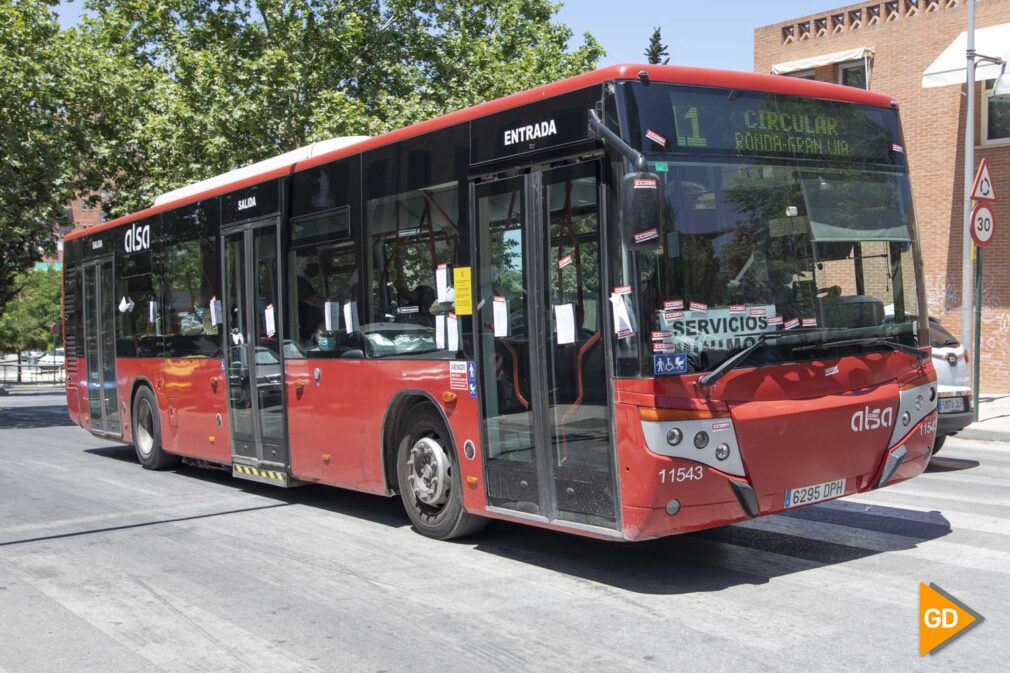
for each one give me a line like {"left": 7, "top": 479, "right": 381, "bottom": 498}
{"left": 472, "top": 160, "right": 619, "bottom": 532}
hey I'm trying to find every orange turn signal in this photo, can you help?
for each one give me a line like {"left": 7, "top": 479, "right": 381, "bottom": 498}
{"left": 441, "top": 391, "right": 458, "bottom": 403}
{"left": 638, "top": 407, "right": 728, "bottom": 422}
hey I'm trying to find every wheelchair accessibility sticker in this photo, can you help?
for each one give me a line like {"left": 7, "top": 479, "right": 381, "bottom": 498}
{"left": 653, "top": 353, "right": 688, "bottom": 377}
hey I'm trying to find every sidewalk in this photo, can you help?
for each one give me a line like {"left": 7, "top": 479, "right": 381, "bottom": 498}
{"left": 958, "top": 393, "right": 1010, "bottom": 443}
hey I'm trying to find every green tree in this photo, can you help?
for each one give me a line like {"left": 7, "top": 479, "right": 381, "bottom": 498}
{"left": 0, "top": 269, "right": 62, "bottom": 381}
{"left": 644, "top": 26, "right": 669, "bottom": 65}
{"left": 0, "top": 0, "right": 91, "bottom": 314}
{"left": 75, "top": 0, "right": 605, "bottom": 217}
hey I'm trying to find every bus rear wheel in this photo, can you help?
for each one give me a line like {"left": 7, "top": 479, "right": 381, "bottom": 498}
{"left": 395, "top": 404, "right": 486, "bottom": 540}
{"left": 132, "top": 386, "right": 180, "bottom": 471}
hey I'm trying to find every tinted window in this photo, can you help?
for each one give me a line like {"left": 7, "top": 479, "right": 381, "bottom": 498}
{"left": 930, "top": 319, "right": 959, "bottom": 348}
{"left": 115, "top": 216, "right": 162, "bottom": 357}
{"left": 162, "top": 200, "right": 222, "bottom": 357}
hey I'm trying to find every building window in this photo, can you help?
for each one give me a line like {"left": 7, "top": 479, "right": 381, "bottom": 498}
{"left": 788, "top": 69, "right": 816, "bottom": 80}
{"left": 983, "top": 80, "right": 1010, "bottom": 145}
{"left": 838, "top": 61, "right": 867, "bottom": 89}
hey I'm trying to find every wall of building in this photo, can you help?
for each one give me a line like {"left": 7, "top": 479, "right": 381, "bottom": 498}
{"left": 755, "top": 0, "right": 1010, "bottom": 391}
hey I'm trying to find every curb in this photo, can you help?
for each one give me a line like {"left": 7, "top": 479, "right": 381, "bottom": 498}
{"left": 955, "top": 427, "right": 1010, "bottom": 443}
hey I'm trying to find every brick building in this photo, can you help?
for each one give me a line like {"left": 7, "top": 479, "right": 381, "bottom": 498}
{"left": 755, "top": 0, "right": 1010, "bottom": 390}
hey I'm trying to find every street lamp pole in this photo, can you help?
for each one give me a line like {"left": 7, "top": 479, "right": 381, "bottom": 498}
{"left": 960, "top": 0, "right": 976, "bottom": 354}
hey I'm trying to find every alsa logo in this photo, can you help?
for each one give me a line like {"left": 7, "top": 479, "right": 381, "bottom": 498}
{"left": 237, "top": 196, "right": 257, "bottom": 211}
{"left": 124, "top": 223, "right": 150, "bottom": 253}
{"left": 504, "top": 119, "right": 557, "bottom": 147}
{"left": 851, "top": 406, "right": 894, "bottom": 432}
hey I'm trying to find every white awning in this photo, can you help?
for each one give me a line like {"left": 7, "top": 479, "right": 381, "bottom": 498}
{"left": 771, "top": 47, "right": 873, "bottom": 75}
{"left": 922, "top": 23, "right": 1010, "bottom": 88}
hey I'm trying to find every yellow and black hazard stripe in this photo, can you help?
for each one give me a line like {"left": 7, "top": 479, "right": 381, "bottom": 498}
{"left": 233, "top": 463, "right": 287, "bottom": 484}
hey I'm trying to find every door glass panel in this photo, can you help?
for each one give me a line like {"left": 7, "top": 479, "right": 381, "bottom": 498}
{"left": 84, "top": 267, "right": 103, "bottom": 427}
{"left": 224, "top": 232, "right": 255, "bottom": 448}
{"left": 252, "top": 227, "right": 284, "bottom": 448}
{"left": 475, "top": 179, "right": 540, "bottom": 513}
{"left": 99, "top": 260, "right": 120, "bottom": 433}
{"left": 542, "top": 164, "right": 615, "bottom": 523}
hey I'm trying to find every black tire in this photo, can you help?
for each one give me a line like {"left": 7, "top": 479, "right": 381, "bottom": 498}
{"left": 132, "top": 386, "right": 180, "bottom": 470}
{"left": 931, "top": 435, "right": 946, "bottom": 457}
{"left": 395, "top": 403, "right": 487, "bottom": 540}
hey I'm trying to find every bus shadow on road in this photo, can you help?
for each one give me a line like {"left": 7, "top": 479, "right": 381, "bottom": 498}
{"left": 83, "top": 444, "right": 413, "bottom": 530}
{"left": 0, "top": 404, "right": 76, "bottom": 430}
{"left": 468, "top": 501, "right": 952, "bottom": 595}
{"left": 924, "top": 457, "right": 980, "bottom": 473}
{"left": 81, "top": 444, "right": 952, "bottom": 595}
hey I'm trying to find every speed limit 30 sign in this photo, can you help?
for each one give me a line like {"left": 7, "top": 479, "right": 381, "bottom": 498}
{"left": 970, "top": 203, "right": 996, "bottom": 248}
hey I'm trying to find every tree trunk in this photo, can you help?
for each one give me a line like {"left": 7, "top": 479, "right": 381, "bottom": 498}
{"left": 16, "top": 349, "right": 23, "bottom": 383}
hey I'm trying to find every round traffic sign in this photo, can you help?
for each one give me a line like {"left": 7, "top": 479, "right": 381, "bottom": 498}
{"left": 970, "top": 203, "right": 996, "bottom": 247}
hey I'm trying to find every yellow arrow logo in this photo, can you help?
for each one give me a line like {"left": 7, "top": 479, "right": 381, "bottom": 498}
{"left": 919, "top": 583, "right": 985, "bottom": 655}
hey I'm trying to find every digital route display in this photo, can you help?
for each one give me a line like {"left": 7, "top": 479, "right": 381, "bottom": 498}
{"left": 625, "top": 83, "right": 904, "bottom": 164}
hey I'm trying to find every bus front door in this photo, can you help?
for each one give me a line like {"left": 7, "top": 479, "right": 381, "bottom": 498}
{"left": 222, "top": 220, "right": 291, "bottom": 484}
{"left": 82, "top": 258, "right": 121, "bottom": 437}
{"left": 473, "top": 161, "right": 619, "bottom": 532}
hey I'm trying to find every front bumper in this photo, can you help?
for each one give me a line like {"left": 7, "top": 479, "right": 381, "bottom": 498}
{"left": 938, "top": 410, "right": 973, "bottom": 435}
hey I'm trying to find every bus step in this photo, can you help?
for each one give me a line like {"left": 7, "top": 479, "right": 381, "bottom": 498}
{"left": 232, "top": 463, "right": 303, "bottom": 488}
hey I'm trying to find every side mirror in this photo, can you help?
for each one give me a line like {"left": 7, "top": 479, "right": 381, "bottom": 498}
{"left": 621, "top": 172, "right": 664, "bottom": 251}
{"left": 340, "top": 348, "right": 365, "bottom": 360}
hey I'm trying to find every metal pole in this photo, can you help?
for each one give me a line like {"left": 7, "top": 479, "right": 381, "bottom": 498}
{"left": 973, "top": 246, "right": 983, "bottom": 421}
{"left": 961, "top": 1, "right": 976, "bottom": 355}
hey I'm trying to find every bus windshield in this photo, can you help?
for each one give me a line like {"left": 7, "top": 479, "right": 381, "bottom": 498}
{"left": 613, "top": 83, "right": 923, "bottom": 374}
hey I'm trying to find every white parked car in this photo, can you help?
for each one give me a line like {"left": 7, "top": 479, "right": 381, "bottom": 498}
{"left": 929, "top": 318, "right": 972, "bottom": 454}
{"left": 36, "top": 348, "right": 65, "bottom": 369}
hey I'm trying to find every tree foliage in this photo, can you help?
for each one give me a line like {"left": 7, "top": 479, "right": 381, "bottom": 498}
{"left": 0, "top": 0, "right": 87, "bottom": 313}
{"left": 0, "top": 269, "right": 62, "bottom": 355}
{"left": 76, "top": 0, "right": 605, "bottom": 217}
{"left": 644, "top": 26, "right": 668, "bottom": 65}
{"left": 0, "top": 0, "right": 603, "bottom": 309}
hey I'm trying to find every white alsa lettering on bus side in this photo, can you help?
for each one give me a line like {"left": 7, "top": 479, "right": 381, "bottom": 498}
{"left": 850, "top": 406, "right": 893, "bottom": 432}
{"left": 503, "top": 119, "right": 558, "bottom": 147}
{"left": 124, "top": 223, "right": 150, "bottom": 253}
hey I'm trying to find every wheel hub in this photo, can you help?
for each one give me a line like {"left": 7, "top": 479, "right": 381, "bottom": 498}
{"left": 407, "top": 437, "right": 450, "bottom": 507}
{"left": 136, "top": 399, "right": 155, "bottom": 458}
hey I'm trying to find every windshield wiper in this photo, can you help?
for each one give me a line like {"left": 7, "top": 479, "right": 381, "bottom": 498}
{"left": 793, "top": 337, "right": 927, "bottom": 361}
{"left": 698, "top": 334, "right": 779, "bottom": 388}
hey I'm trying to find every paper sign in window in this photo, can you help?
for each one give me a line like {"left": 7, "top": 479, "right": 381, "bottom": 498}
{"left": 436, "top": 263, "right": 449, "bottom": 302}
{"left": 555, "top": 303, "right": 576, "bottom": 345}
{"left": 492, "top": 296, "right": 509, "bottom": 337}
{"left": 264, "top": 304, "right": 276, "bottom": 337}
{"left": 324, "top": 301, "right": 340, "bottom": 332}
{"left": 447, "top": 313, "right": 459, "bottom": 351}
{"left": 148, "top": 301, "right": 158, "bottom": 325}
{"left": 609, "top": 292, "right": 636, "bottom": 338}
{"left": 210, "top": 297, "right": 222, "bottom": 325}
{"left": 343, "top": 301, "right": 358, "bottom": 335}
{"left": 435, "top": 314, "right": 446, "bottom": 349}
{"left": 453, "top": 267, "right": 472, "bottom": 315}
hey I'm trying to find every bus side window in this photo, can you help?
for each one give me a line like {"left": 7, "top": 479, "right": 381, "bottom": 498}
{"left": 116, "top": 215, "right": 162, "bottom": 358}
{"left": 161, "top": 200, "right": 222, "bottom": 358}
{"left": 364, "top": 182, "right": 459, "bottom": 353}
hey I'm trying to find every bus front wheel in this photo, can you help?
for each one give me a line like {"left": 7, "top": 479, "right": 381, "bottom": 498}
{"left": 395, "top": 403, "right": 487, "bottom": 540}
{"left": 132, "top": 386, "right": 180, "bottom": 471}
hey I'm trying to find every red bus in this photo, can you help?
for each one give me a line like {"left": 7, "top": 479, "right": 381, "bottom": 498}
{"left": 62, "top": 64, "right": 937, "bottom": 541}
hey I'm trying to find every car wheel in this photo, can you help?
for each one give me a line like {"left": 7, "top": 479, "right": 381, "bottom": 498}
{"left": 395, "top": 403, "right": 487, "bottom": 540}
{"left": 931, "top": 434, "right": 946, "bottom": 457}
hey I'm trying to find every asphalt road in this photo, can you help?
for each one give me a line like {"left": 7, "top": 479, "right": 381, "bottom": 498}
{"left": 1, "top": 391, "right": 1007, "bottom": 672}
